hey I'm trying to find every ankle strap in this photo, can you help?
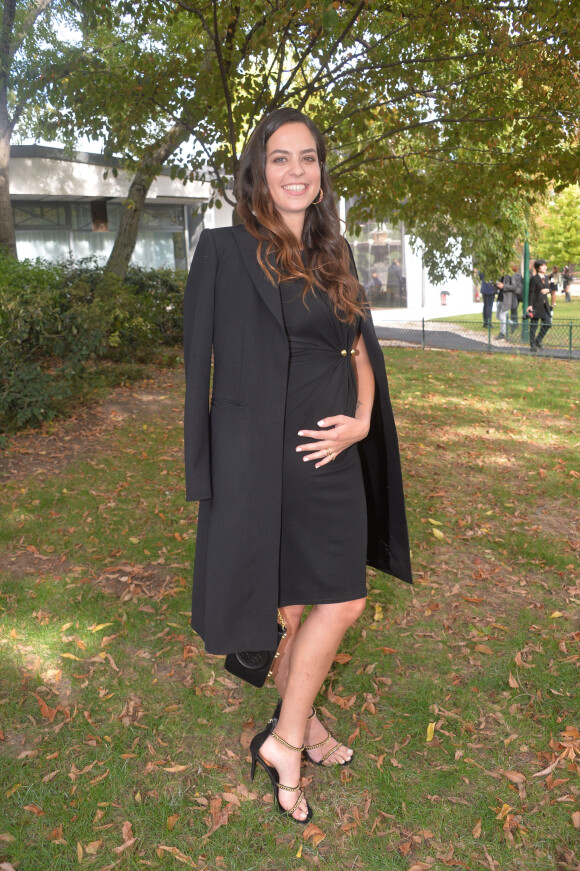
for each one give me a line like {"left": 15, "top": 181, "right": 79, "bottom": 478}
{"left": 271, "top": 730, "right": 304, "bottom": 753}
{"left": 307, "top": 706, "right": 316, "bottom": 721}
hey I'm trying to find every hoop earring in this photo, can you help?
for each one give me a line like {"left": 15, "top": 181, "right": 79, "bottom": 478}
{"left": 312, "top": 188, "right": 324, "bottom": 206}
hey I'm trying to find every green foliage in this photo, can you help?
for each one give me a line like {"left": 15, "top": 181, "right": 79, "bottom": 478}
{"left": 0, "top": 252, "right": 185, "bottom": 431}
{"left": 533, "top": 185, "right": 580, "bottom": 266}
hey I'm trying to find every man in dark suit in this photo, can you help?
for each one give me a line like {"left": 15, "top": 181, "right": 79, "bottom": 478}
{"left": 527, "top": 259, "right": 552, "bottom": 352}
{"left": 479, "top": 273, "right": 496, "bottom": 328}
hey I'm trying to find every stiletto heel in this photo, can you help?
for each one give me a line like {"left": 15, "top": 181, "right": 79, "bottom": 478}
{"left": 304, "top": 706, "right": 354, "bottom": 767}
{"left": 249, "top": 728, "right": 313, "bottom": 825}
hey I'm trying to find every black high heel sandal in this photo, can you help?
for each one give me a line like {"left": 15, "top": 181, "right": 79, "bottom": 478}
{"left": 304, "top": 706, "right": 354, "bottom": 767}
{"left": 249, "top": 728, "right": 313, "bottom": 825}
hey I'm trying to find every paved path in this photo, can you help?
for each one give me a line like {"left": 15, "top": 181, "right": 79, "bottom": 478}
{"left": 374, "top": 324, "right": 580, "bottom": 360}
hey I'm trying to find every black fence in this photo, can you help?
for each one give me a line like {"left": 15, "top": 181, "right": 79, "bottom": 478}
{"left": 374, "top": 320, "right": 580, "bottom": 360}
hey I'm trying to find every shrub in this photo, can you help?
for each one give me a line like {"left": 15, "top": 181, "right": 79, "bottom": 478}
{"left": 0, "top": 251, "right": 186, "bottom": 432}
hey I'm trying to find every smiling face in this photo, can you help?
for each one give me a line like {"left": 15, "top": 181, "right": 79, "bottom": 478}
{"left": 265, "top": 122, "right": 322, "bottom": 238}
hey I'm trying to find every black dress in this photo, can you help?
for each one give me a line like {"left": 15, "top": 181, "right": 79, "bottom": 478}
{"left": 278, "top": 279, "right": 368, "bottom": 606}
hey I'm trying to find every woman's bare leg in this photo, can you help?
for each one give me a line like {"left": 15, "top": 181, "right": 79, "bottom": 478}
{"left": 259, "top": 598, "right": 366, "bottom": 819}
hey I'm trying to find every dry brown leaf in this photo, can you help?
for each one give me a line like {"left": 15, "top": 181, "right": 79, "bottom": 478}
{"left": 156, "top": 845, "right": 194, "bottom": 865}
{"left": 222, "top": 792, "right": 241, "bottom": 807}
{"left": 162, "top": 764, "right": 190, "bottom": 773}
{"left": 499, "top": 769, "right": 526, "bottom": 784}
{"left": 572, "top": 811, "right": 580, "bottom": 829}
{"left": 508, "top": 673, "right": 519, "bottom": 689}
{"left": 42, "top": 770, "right": 59, "bottom": 783}
{"left": 408, "top": 863, "right": 435, "bottom": 871}
{"left": 85, "top": 840, "right": 103, "bottom": 855}
{"left": 475, "top": 644, "right": 494, "bottom": 655}
{"left": 303, "top": 822, "right": 326, "bottom": 847}
{"left": 32, "top": 693, "right": 59, "bottom": 723}
{"left": 398, "top": 840, "right": 412, "bottom": 855}
{"left": 76, "top": 842, "right": 83, "bottom": 862}
{"left": 0, "top": 835, "right": 15, "bottom": 844}
{"left": 472, "top": 819, "right": 482, "bottom": 838}
{"left": 167, "top": 814, "right": 180, "bottom": 831}
{"left": 23, "top": 804, "right": 45, "bottom": 816}
{"left": 0, "top": 863, "right": 17, "bottom": 871}
{"left": 333, "top": 653, "right": 352, "bottom": 664}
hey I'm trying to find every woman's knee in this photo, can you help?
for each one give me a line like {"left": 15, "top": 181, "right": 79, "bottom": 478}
{"left": 315, "top": 597, "right": 366, "bottom": 628}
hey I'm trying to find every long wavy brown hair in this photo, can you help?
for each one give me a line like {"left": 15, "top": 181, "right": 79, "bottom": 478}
{"left": 235, "top": 108, "right": 365, "bottom": 324}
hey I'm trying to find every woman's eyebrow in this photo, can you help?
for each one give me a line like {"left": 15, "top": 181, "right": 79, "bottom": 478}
{"left": 268, "top": 147, "right": 318, "bottom": 156}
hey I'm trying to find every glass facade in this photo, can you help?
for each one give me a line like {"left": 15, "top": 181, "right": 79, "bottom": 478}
{"left": 13, "top": 201, "right": 188, "bottom": 269}
{"left": 345, "top": 219, "right": 407, "bottom": 308}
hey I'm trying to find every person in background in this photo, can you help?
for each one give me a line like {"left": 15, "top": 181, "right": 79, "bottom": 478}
{"left": 562, "top": 266, "right": 573, "bottom": 303}
{"left": 387, "top": 259, "right": 402, "bottom": 305}
{"left": 479, "top": 272, "right": 496, "bottom": 328}
{"left": 548, "top": 266, "right": 560, "bottom": 308}
{"left": 366, "top": 272, "right": 382, "bottom": 300}
{"left": 506, "top": 262, "right": 523, "bottom": 323}
{"left": 527, "top": 259, "right": 552, "bottom": 352}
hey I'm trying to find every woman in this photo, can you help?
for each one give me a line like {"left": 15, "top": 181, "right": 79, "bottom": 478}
{"left": 183, "top": 108, "right": 412, "bottom": 823}
{"left": 527, "top": 259, "right": 552, "bottom": 352}
{"left": 548, "top": 265, "right": 560, "bottom": 307}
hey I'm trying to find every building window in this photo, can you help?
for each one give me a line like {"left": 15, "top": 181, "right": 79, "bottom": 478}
{"left": 345, "top": 219, "right": 407, "bottom": 308}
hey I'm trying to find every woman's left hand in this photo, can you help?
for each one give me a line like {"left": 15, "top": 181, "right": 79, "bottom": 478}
{"left": 296, "top": 416, "right": 370, "bottom": 468}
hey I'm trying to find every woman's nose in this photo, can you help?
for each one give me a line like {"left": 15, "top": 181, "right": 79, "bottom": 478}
{"left": 288, "top": 159, "right": 305, "bottom": 176}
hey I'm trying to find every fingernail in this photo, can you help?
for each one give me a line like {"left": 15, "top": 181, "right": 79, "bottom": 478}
{"left": 295, "top": 447, "right": 301, "bottom": 452}
{"left": 298, "top": 431, "right": 304, "bottom": 436}
{"left": 303, "top": 456, "right": 310, "bottom": 462}
{"left": 318, "top": 420, "right": 325, "bottom": 426}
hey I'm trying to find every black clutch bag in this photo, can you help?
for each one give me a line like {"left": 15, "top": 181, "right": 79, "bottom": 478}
{"left": 224, "top": 610, "right": 286, "bottom": 688}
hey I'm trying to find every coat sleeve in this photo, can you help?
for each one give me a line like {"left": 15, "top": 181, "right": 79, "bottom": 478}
{"left": 183, "top": 229, "right": 217, "bottom": 502}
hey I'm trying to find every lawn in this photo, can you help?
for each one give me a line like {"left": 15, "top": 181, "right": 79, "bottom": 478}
{"left": 0, "top": 351, "right": 578, "bottom": 871}
{"left": 430, "top": 297, "right": 580, "bottom": 324}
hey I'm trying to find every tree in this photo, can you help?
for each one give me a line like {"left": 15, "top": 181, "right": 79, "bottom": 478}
{"left": 533, "top": 185, "right": 580, "bottom": 267}
{"left": 17, "top": 0, "right": 580, "bottom": 279}
{"left": 1, "top": 0, "right": 56, "bottom": 255}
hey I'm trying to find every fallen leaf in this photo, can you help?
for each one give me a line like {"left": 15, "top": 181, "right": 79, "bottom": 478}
{"left": 426, "top": 722, "right": 435, "bottom": 742}
{"left": 162, "top": 764, "right": 190, "bottom": 773}
{"left": 499, "top": 770, "right": 526, "bottom": 784}
{"left": 432, "top": 527, "right": 445, "bottom": 540}
{"left": 23, "top": 804, "right": 45, "bottom": 816}
{"left": 408, "top": 863, "right": 435, "bottom": 871}
{"left": 508, "top": 673, "right": 519, "bottom": 689}
{"left": 496, "top": 803, "right": 512, "bottom": 820}
{"left": 0, "top": 835, "right": 16, "bottom": 843}
{"left": 77, "top": 842, "right": 83, "bottom": 862}
{"left": 156, "top": 845, "right": 195, "bottom": 865}
{"left": 472, "top": 819, "right": 482, "bottom": 838}
{"left": 32, "top": 693, "right": 59, "bottom": 723}
{"left": 85, "top": 840, "right": 103, "bottom": 855}
{"left": 549, "top": 611, "right": 564, "bottom": 619}
{"left": 572, "top": 811, "right": 580, "bottom": 829}
{"left": 474, "top": 644, "right": 494, "bottom": 655}
{"left": 303, "top": 822, "right": 326, "bottom": 846}
{"left": 333, "top": 653, "right": 352, "bottom": 664}
{"left": 167, "top": 814, "right": 180, "bottom": 831}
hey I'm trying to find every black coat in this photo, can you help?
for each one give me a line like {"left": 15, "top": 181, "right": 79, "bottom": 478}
{"left": 183, "top": 224, "right": 412, "bottom": 655}
{"left": 528, "top": 273, "right": 551, "bottom": 317}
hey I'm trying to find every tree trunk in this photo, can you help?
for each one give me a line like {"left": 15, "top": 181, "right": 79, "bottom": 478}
{"left": 104, "top": 123, "right": 191, "bottom": 280}
{"left": 0, "top": 128, "right": 16, "bottom": 256}
{"left": 104, "top": 169, "right": 151, "bottom": 280}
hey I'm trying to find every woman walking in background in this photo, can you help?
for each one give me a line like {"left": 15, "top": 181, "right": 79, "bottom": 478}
{"left": 183, "top": 108, "right": 412, "bottom": 823}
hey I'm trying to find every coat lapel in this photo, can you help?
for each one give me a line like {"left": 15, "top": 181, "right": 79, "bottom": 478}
{"left": 232, "top": 225, "right": 285, "bottom": 332}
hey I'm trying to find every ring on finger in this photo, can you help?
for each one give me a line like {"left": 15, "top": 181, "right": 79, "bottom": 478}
{"left": 325, "top": 448, "right": 333, "bottom": 457}
{"left": 331, "top": 452, "right": 336, "bottom": 461}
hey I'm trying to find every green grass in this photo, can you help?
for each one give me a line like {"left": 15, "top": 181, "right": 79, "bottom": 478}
{"left": 430, "top": 296, "right": 580, "bottom": 324}
{"left": 0, "top": 351, "right": 578, "bottom": 871}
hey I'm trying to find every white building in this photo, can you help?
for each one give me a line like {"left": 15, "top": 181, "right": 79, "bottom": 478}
{"left": 10, "top": 145, "right": 231, "bottom": 270}
{"left": 10, "top": 146, "right": 475, "bottom": 311}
